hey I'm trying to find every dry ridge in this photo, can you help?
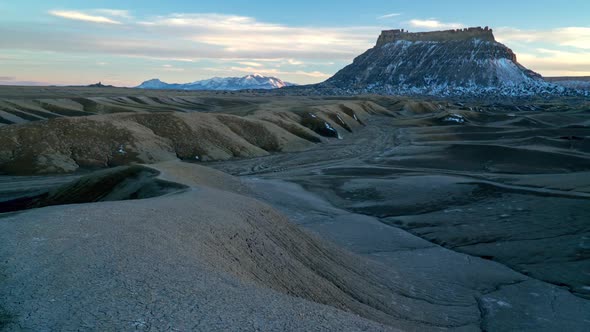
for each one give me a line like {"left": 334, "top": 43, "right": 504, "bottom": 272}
{"left": 0, "top": 98, "right": 391, "bottom": 174}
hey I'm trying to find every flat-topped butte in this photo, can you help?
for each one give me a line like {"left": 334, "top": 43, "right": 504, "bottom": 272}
{"left": 376, "top": 26, "right": 495, "bottom": 46}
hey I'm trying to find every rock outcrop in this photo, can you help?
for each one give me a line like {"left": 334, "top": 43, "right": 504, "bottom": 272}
{"left": 376, "top": 27, "right": 495, "bottom": 45}
{"left": 318, "top": 27, "right": 571, "bottom": 97}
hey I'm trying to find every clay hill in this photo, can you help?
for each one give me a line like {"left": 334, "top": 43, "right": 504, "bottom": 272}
{"left": 0, "top": 88, "right": 389, "bottom": 174}
{"left": 315, "top": 27, "right": 574, "bottom": 97}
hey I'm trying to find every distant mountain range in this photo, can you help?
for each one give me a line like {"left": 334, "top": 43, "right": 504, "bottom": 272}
{"left": 136, "top": 74, "right": 295, "bottom": 91}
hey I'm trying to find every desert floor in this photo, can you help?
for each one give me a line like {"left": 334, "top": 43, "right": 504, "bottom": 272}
{"left": 1, "top": 87, "right": 589, "bottom": 331}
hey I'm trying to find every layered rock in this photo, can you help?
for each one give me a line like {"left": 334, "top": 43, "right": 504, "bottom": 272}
{"left": 319, "top": 27, "right": 570, "bottom": 97}
{"left": 376, "top": 27, "right": 495, "bottom": 45}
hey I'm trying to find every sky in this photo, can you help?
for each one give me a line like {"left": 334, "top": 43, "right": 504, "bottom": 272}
{"left": 1, "top": 0, "right": 589, "bottom": 86}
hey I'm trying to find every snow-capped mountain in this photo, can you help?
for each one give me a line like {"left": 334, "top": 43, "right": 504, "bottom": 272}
{"left": 135, "top": 79, "right": 171, "bottom": 90}
{"left": 316, "top": 27, "right": 580, "bottom": 97}
{"left": 136, "top": 74, "right": 295, "bottom": 91}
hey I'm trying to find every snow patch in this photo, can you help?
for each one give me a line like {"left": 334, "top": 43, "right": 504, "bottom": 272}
{"left": 323, "top": 121, "right": 341, "bottom": 139}
{"left": 483, "top": 297, "right": 513, "bottom": 308}
{"left": 443, "top": 114, "right": 465, "bottom": 123}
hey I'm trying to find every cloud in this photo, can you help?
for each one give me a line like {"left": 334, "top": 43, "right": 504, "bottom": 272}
{"left": 0, "top": 76, "right": 15, "bottom": 80}
{"left": 516, "top": 48, "right": 590, "bottom": 76}
{"left": 492, "top": 27, "right": 590, "bottom": 76}
{"left": 138, "top": 13, "right": 376, "bottom": 58}
{"left": 4, "top": 11, "right": 377, "bottom": 73}
{"left": 0, "top": 79, "right": 52, "bottom": 86}
{"left": 49, "top": 10, "right": 123, "bottom": 24}
{"left": 94, "top": 9, "right": 132, "bottom": 19}
{"left": 160, "top": 64, "right": 184, "bottom": 72}
{"left": 127, "top": 56, "right": 196, "bottom": 63}
{"left": 227, "top": 66, "right": 330, "bottom": 78}
{"left": 293, "top": 70, "right": 330, "bottom": 78}
{"left": 237, "top": 61, "right": 264, "bottom": 67}
{"left": 287, "top": 59, "right": 304, "bottom": 65}
{"left": 495, "top": 27, "right": 590, "bottom": 50}
{"left": 408, "top": 19, "right": 463, "bottom": 30}
{"left": 16, "top": 9, "right": 590, "bottom": 82}
{"left": 378, "top": 13, "right": 401, "bottom": 20}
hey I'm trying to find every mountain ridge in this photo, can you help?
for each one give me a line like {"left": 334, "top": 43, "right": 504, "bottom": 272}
{"left": 136, "top": 74, "right": 295, "bottom": 91}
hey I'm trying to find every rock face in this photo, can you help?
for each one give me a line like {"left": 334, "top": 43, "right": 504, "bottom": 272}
{"left": 320, "top": 27, "right": 569, "bottom": 96}
{"left": 376, "top": 27, "right": 496, "bottom": 44}
{"left": 137, "top": 74, "right": 295, "bottom": 91}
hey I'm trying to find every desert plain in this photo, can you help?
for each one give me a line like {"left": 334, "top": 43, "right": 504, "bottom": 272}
{"left": 0, "top": 86, "right": 589, "bottom": 331}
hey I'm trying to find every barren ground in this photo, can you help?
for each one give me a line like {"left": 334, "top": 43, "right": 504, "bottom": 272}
{"left": 1, "top": 86, "right": 589, "bottom": 331}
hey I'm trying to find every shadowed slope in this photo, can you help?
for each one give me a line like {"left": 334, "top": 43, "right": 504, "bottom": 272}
{"left": 0, "top": 165, "right": 186, "bottom": 213}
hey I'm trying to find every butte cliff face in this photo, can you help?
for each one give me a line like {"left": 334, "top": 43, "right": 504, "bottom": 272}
{"left": 320, "top": 27, "right": 568, "bottom": 96}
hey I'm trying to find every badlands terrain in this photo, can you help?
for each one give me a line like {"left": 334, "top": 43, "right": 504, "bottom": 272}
{"left": 0, "top": 86, "right": 590, "bottom": 331}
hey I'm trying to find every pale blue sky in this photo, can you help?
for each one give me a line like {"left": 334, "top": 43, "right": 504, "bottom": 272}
{"left": 1, "top": 0, "right": 589, "bottom": 86}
